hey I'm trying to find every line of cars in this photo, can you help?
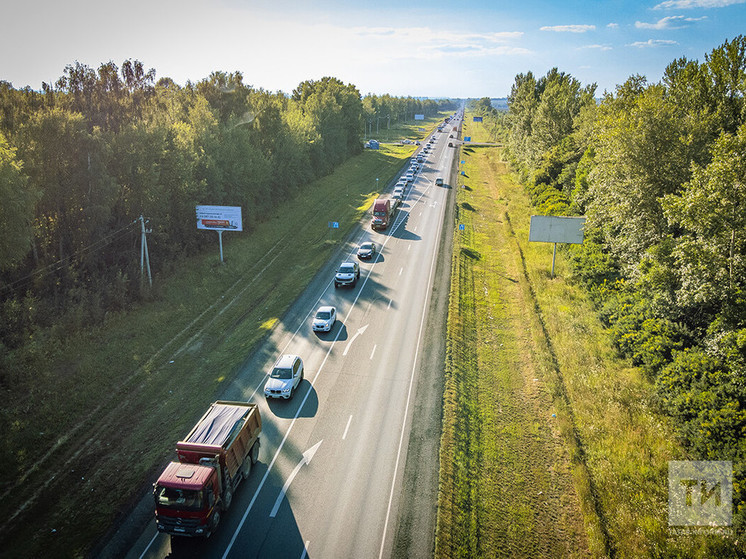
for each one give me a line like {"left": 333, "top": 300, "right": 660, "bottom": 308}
{"left": 265, "top": 127, "right": 442, "bottom": 401}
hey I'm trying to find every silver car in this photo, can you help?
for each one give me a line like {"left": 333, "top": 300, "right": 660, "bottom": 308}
{"left": 312, "top": 306, "right": 337, "bottom": 332}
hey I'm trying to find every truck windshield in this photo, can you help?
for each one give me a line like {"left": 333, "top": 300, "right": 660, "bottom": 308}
{"left": 155, "top": 485, "right": 205, "bottom": 511}
{"left": 374, "top": 211, "right": 385, "bottom": 216}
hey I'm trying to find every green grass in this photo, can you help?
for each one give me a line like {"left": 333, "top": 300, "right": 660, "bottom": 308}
{"left": 365, "top": 113, "right": 444, "bottom": 144}
{"left": 0, "top": 142, "right": 415, "bottom": 558}
{"left": 437, "top": 116, "right": 740, "bottom": 557}
{"left": 436, "top": 142, "right": 590, "bottom": 558}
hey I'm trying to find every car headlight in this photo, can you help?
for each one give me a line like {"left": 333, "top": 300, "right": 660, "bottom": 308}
{"left": 282, "top": 387, "right": 291, "bottom": 392}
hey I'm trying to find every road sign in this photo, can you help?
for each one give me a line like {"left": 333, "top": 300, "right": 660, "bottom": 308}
{"left": 464, "top": 136, "right": 471, "bottom": 142}
{"left": 459, "top": 224, "right": 465, "bottom": 231}
{"left": 473, "top": 116, "right": 483, "bottom": 122}
{"left": 328, "top": 221, "right": 339, "bottom": 229}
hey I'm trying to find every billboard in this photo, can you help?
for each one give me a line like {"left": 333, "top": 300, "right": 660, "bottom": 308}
{"left": 528, "top": 215, "right": 585, "bottom": 244}
{"left": 196, "top": 205, "right": 243, "bottom": 231}
{"left": 414, "top": 114, "right": 425, "bottom": 120}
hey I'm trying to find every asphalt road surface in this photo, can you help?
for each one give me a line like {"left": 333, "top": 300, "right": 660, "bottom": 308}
{"left": 115, "top": 119, "right": 461, "bottom": 559}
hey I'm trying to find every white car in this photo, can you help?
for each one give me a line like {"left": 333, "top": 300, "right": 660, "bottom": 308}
{"left": 393, "top": 186, "right": 405, "bottom": 200}
{"left": 264, "top": 354, "right": 304, "bottom": 399}
{"left": 312, "top": 306, "right": 336, "bottom": 332}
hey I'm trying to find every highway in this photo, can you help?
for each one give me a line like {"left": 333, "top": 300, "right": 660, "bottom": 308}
{"left": 125, "top": 116, "right": 461, "bottom": 559}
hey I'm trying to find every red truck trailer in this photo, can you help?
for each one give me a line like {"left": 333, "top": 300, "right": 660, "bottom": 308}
{"left": 154, "top": 401, "right": 262, "bottom": 537}
{"left": 371, "top": 198, "right": 395, "bottom": 230}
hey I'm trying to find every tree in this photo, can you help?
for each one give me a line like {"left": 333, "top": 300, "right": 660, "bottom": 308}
{"left": 663, "top": 124, "right": 746, "bottom": 309}
{"left": 0, "top": 131, "right": 35, "bottom": 269}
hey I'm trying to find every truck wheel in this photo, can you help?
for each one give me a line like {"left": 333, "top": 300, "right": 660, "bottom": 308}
{"left": 241, "top": 458, "right": 252, "bottom": 479}
{"left": 250, "top": 439, "right": 260, "bottom": 464}
{"left": 207, "top": 510, "right": 221, "bottom": 538}
{"left": 222, "top": 488, "right": 233, "bottom": 511}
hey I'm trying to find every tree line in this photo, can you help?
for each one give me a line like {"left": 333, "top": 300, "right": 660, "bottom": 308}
{"left": 496, "top": 35, "right": 746, "bottom": 533}
{"left": 0, "top": 61, "right": 455, "bottom": 359}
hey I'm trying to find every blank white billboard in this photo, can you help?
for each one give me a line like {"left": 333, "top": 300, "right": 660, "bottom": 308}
{"left": 529, "top": 215, "right": 585, "bottom": 244}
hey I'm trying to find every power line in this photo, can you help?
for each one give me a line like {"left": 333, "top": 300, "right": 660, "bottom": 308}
{"left": 1, "top": 219, "right": 139, "bottom": 295}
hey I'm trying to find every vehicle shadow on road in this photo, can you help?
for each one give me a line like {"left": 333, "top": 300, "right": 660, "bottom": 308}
{"left": 266, "top": 380, "right": 318, "bottom": 419}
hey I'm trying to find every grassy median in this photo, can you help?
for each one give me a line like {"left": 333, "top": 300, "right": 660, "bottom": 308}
{"left": 435, "top": 116, "right": 716, "bottom": 558}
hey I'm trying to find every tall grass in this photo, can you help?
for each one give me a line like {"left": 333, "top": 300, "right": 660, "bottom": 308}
{"left": 436, "top": 116, "right": 736, "bottom": 557}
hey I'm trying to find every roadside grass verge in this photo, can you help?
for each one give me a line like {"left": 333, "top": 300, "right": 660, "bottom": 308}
{"left": 0, "top": 142, "right": 414, "bottom": 558}
{"left": 437, "top": 124, "right": 729, "bottom": 556}
{"left": 436, "top": 145, "right": 590, "bottom": 558}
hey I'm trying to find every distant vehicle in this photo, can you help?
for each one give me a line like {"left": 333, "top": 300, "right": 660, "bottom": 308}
{"left": 435, "top": 177, "right": 444, "bottom": 186}
{"left": 372, "top": 198, "right": 395, "bottom": 230}
{"left": 265, "top": 354, "right": 304, "bottom": 399}
{"left": 312, "top": 306, "right": 337, "bottom": 332}
{"left": 392, "top": 187, "right": 405, "bottom": 201}
{"left": 357, "top": 242, "right": 377, "bottom": 260}
{"left": 449, "top": 134, "right": 454, "bottom": 138}
{"left": 335, "top": 261, "right": 360, "bottom": 288}
{"left": 405, "top": 171, "right": 415, "bottom": 182}
{"left": 448, "top": 142, "right": 453, "bottom": 147}
{"left": 154, "top": 401, "right": 261, "bottom": 538}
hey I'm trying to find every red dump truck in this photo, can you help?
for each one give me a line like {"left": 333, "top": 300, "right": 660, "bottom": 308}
{"left": 154, "top": 401, "right": 262, "bottom": 537}
{"left": 372, "top": 198, "right": 395, "bottom": 230}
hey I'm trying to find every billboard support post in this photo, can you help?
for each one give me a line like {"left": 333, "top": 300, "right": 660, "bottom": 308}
{"left": 196, "top": 205, "right": 243, "bottom": 264}
{"left": 552, "top": 242, "right": 557, "bottom": 278}
{"left": 218, "top": 230, "right": 224, "bottom": 263}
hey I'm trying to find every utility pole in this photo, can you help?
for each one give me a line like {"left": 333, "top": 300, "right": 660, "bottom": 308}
{"left": 140, "top": 215, "right": 152, "bottom": 287}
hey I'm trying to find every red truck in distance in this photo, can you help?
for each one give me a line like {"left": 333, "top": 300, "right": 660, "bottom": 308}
{"left": 372, "top": 198, "right": 395, "bottom": 230}
{"left": 153, "top": 401, "right": 262, "bottom": 537}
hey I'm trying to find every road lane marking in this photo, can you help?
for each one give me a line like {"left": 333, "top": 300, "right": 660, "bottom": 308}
{"left": 343, "top": 415, "right": 353, "bottom": 440}
{"left": 387, "top": 298, "right": 393, "bottom": 310}
{"left": 378, "top": 169, "right": 445, "bottom": 559}
{"left": 301, "top": 541, "right": 310, "bottom": 559}
{"left": 399, "top": 267, "right": 403, "bottom": 276}
{"left": 223, "top": 245, "right": 386, "bottom": 559}
{"left": 343, "top": 324, "right": 369, "bottom": 356}
{"left": 269, "top": 440, "right": 323, "bottom": 518}
{"left": 370, "top": 344, "right": 377, "bottom": 360}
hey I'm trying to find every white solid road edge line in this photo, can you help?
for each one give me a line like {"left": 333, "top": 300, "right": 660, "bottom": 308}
{"left": 377, "top": 150, "right": 450, "bottom": 559}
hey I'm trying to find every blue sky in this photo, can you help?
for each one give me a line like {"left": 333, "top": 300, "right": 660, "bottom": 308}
{"left": 1, "top": 0, "right": 744, "bottom": 97}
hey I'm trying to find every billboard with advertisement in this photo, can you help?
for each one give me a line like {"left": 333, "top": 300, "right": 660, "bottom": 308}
{"left": 196, "top": 205, "right": 243, "bottom": 231}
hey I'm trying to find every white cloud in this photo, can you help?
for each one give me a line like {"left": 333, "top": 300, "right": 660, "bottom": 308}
{"left": 540, "top": 24, "right": 596, "bottom": 33}
{"left": 654, "top": 0, "right": 745, "bottom": 8}
{"left": 635, "top": 15, "right": 707, "bottom": 29}
{"left": 628, "top": 39, "right": 679, "bottom": 47}
{"left": 582, "top": 44, "right": 613, "bottom": 51}
{"left": 607, "top": 23, "right": 620, "bottom": 29}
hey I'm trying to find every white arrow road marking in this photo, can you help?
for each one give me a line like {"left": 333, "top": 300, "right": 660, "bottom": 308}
{"left": 342, "top": 324, "right": 369, "bottom": 356}
{"left": 270, "top": 440, "right": 323, "bottom": 518}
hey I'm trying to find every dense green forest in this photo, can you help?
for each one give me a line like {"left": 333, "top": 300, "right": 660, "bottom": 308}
{"left": 475, "top": 34, "right": 746, "bottom": 537}
{"left": 0, "top": 60, "right": 453, "bottom": 373}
